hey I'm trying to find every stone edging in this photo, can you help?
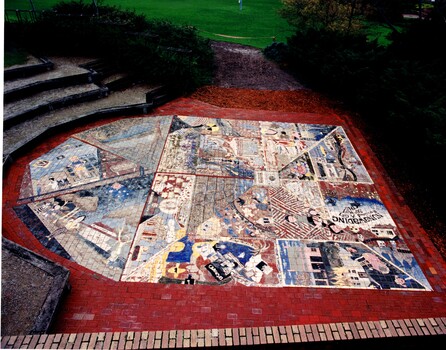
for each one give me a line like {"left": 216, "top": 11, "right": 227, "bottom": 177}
{"left": 4, "top": 87, "right": 110, "bottom": 128}
{"left": 4, "top": 72, "right": 95, "bottom": 104}
{"left": 1, "top": 318, "right": 445, "bottom": 349}
{"left": 1, "top": 238, "right": 71, "bottom": 335}
{"left": 4, "top": 57, "right": 54, "bottom": 81}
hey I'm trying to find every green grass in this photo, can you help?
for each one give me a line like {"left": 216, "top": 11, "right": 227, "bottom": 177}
{"left": 5, "top": 0, "right": 294, "bottom": 48}
{"left": 4, "top": 47, "right": 29, "bottom": 67}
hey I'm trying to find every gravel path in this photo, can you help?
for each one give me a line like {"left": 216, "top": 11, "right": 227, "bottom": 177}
{"left": 210, "top": 41, "right": 303, "bottom": 91}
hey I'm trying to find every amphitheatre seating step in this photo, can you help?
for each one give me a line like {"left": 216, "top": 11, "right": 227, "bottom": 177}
{"left": 4, "top": 56, "right": 53, "bottom": 81}
{"left": 2, "top": 84, "right": 159, "bottom": 162}
{"left": 146, "top": 85, "right": 174, "bottom": 105}
{"left": 3, "top": 83, "right": 109, "bottom": 128}
{"left": 4, "top": 57, "right": 93, "bottom": 91}
{"left": 80, "top": 59, "right": 120, "bottom": 80}
{"left": 78, "top": 59, "right": 137, "bottom": 91}
{"left": 3, "top": 72, "right": 94, "bottom": 103}
{"left": 101, "top": 73, "right": 128, "bottom": 85}
{"left": 101, "top": 73, "right": 135, "bottom": 91}
{"left": 3, "top": 54, "right": 177, "bottom": 165}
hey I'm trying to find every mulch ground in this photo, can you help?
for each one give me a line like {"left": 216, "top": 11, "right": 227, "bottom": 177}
{"left": 190, "top": 86, "right": 341, "bottom": 114}
{"left": 189, "top": 85, "right": 446, "bottom": 261}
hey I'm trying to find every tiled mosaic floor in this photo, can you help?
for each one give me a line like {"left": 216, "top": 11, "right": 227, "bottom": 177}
{"left": 3, "top": 98, "right": 446, "bottom": 334}
{"left": 14, "top": 114, "right": 431, "bottom": 291}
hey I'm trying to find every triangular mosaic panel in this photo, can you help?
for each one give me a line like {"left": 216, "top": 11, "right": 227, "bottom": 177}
{"left": 15, "top": 115, "right": 432, "bottom": 290}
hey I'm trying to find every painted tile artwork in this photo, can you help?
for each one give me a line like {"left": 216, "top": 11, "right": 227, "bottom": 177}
{"left": 15, "top": 115, "right": 432, "bottom": 290}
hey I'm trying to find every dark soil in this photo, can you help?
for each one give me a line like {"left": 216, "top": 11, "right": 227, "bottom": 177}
{"left": 192, "top": 41, "right": 446, "bottom": 262}
{"left": 1, "top": 248, "right": 53, "bottom": 335}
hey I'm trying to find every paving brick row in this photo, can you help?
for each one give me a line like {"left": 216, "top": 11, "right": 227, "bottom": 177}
{"left": 2, "top": 318, "right": 445, "bottom": 349}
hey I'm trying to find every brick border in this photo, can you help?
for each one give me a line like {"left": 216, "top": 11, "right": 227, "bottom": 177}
{"left": 3, "top": 98, "right": 446, "bottom": 336}
{"left": 1, "top": 318, "right": 445, "bottom": 349}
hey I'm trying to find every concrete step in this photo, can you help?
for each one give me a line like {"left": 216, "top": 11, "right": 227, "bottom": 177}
{"left": 4, "top": 56, "right": 54, "bottom": 81}
{"left": 2, "top": 84, "right": 159, "bottom": 162}
{"left": 4, "top": 57, "right": 93, "bottom": 90}
{"left": 4, "top": 72, "right": 95, "bottom": 103}
{"left": 4, "top": 57, "right": 97, "bottom": 102}
{"left": 3, "top": 83, "right": 109, "bottom": 128}
{"left": 3, "top": 55, "right": 178, "bottom": 166}
{"left": 102, "top": 73, "right": 136, "bottom": 91}
{"left": 80, "top": 59, "right": 120, "bottom": 82}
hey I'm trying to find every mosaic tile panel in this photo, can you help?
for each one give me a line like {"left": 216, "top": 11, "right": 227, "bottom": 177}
{"left": 15, "top": 115, "right": 432, "bottom": 290}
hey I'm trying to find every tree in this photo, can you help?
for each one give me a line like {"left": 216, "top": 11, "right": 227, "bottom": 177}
{"left": 364, "top": 0, "right": 417, "bottom": 33}
{"left": 430, "top": 0, "right": 446, "bottom": 23}
{"left": 279, "top": 0, "right": 364, "bottom": 33}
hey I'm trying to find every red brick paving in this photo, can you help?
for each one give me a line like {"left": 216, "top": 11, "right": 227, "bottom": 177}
{"left": 2, "top": 97, "right": 446, "bottom": 335}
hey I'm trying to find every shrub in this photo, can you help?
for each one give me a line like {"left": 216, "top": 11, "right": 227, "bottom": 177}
{"left": 8, "top": 1, "right": 214, "bottom": 92}
{"left": 263, "top": 42, "right": 289, "bottom": 64}
{"left": 285, "top": 29, "right": 382, "bottom": 101}
{"left": 282, "top": 23, "right": 446, "bottom": 218}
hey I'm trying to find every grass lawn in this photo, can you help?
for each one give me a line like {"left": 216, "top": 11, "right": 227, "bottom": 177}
{"left": 5, "top": 0, "right": 294, "bottom": 48}
{"left": 4, "top": 47, "right": 29, "bottom": 68}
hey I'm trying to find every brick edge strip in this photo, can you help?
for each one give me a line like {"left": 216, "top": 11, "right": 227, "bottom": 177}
{"left": 2, "top": 317, "right": 445, "bottom": 349}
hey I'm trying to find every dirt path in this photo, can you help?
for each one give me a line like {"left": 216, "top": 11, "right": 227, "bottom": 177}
{"left": 210, "top": 41, "right": 303, "bottom": 91}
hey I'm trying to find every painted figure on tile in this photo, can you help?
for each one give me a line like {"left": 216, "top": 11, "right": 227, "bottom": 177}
{"left": 109, "top": 182, "right": 131, "bottom": 202}
{"left": 280, "top": 153, "right": 315, "bottom": 180}
{"left": 108, "top": 224, "right": 131, "bottom": 268}
{"left": 306, "top": 208, "right": 343, "bottom": 234}
{"left": 33, "top": 159, "right": 51, "bottom": 168}
{"left": 68, "top": 155, "right": 90, "bottom": 179}
{"left": 48, "top": 177, "right": 59, "bottom": 191}
{"left": 41, "top": 197, "right": 85, "bottom": 231}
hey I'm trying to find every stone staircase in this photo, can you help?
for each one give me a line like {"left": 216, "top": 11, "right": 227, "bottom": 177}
{"left": 3, "top": 55, "right": 176, "bottom": 166}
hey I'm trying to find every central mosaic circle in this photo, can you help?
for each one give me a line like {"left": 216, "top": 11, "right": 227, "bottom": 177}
{"left": 15, "top": 115, "right": 431, "bottom": 290}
